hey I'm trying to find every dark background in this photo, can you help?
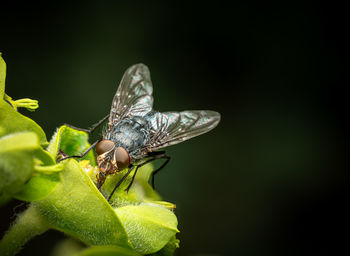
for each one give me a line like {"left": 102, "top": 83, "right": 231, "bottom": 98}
{"left": 1, "top": 1, "right": 347, "bottom": 255}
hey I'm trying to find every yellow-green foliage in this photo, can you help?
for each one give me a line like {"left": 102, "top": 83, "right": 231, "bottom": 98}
{"left": 0, "top": 54, "right": 179, "bottom": 256}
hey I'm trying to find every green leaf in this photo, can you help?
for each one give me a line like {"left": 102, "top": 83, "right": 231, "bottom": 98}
{"left": 34, "top": 125, "right": 178, "bottom": 254}
{"left": 146, "top": 236, "right": 180, "bottom": 256}
{"left": 0, "top": 53, "right": 6, "bottom": 98}
{"left": 114, "top": 204, "right": 179, "bottom": 255}
{"left": 14, "top": 172, "right": 61, "bottom": 201}
{"left": 0, "top": 99, "right": 48, "bottom": 146}
{"left": 100, "top": 165, "right": 156, "bottom": 208}
{"left": 33, "top": 159, "right": 132, "bottom": 249}
{"left": 77, "top": 246, "right": 141, "bottom": 256}
{"left": 47, "top": 125, "right": 96, "bottom": 165}
{"left": 0, "top": 132, "right": 42, "bottom": 195}
{"left": 0, "top": 131, "right": 62, "bottom": 202}
{"left": 100, "top": 163, "right": 163, "bottom": 209}
{"left": 33, "top": 126, "right": 132, "bottom": 249}
{"left": 134, "top": 163, "right": 162, "bottom": 201}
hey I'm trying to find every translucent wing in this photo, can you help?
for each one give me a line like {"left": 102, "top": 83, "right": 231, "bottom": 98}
{"left": 146, "top": 110, "right": 221, "bottom": 151}
{"left": 109, "top": 64, "right": 153, "bottom": 125}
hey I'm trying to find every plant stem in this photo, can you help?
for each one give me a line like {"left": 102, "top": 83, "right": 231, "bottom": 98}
{"left": 0, "top": 204, "right": 50, "bottom": 256}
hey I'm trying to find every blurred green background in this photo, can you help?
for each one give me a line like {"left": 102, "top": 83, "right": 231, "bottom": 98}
{"left": 0, "top": 1, "right": 347, "bottom": 256}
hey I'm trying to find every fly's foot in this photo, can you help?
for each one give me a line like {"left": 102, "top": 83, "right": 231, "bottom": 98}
{"left": 124, "top": 184, "right": 132, "bottom": 193}
{"left": 97, "top": 171, "right": 106, "bottom": 189}
{"left": 56, "top": 150, "right": 68, "bottom": 162}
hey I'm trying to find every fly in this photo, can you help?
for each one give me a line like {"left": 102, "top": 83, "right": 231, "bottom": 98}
{"left": 58, "top": 64, "right": 221, "bottom": 201}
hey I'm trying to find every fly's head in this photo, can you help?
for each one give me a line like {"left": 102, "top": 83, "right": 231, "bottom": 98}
{"left": 96, "top": 140, "right": 130, "bottom": 175}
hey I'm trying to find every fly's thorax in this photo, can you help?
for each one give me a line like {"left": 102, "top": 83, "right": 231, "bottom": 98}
{"left": 104, "top": 116, "right": 151, "bottom": 154}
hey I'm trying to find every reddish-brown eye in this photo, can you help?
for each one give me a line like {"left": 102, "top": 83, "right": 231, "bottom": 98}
{"left": 96, "top": 140, "right": 114, "bottom": 155}
{"left": 114, "top": 147, "right": 130, "bottom": 170}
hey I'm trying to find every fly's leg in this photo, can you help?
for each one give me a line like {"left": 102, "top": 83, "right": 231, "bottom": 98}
{"left": 57, "top": 140, "right": 100, "bottom": 162}
{"left": 124, "top": 156, "right": 161, "bottom": 192}
{"left": 151, "top": 155, "right": 170, "bottom": 189}
{"left": 58, "top": 115, "right": 108, "bottom": 162}
{"left": 108, "top": 165, "right": 134, "bottom": 201}
{"left": 125, "top": 165, "right": 141, "bottom": 193}
{"left": 64, "top": 114, "right": 109, "bottom": 133}
{"left": 145, "top": 151, "right": 170, "bottom": 189}
{"left": 108, "top": 152, "right": 170, "bottom": 201}
{"left": 97, "top": 170, "right": 106, "bottom": 189}
{"left": 125, "top": 151, "right": 169, "bottom": 192}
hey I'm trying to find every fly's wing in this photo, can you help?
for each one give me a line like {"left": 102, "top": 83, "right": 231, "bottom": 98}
{"left": 109, "top": 64, "right": 153, "bottom": 125}
{"left": 146, "top": 110, "right": 221, "bottom": 151}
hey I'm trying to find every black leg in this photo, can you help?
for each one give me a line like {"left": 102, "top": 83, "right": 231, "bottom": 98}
{"left": 57, "top": 140, "right": 100, "bottom": 162}
{"left": 107, "top": 151, "right": 170, "bottom": 201}
{"left": 125, "top": 165, "right": 140, "bottom": 192}
{"left": 108, "top": 165, "right": 134, "bottom": 201}
{"left": 97, "top": 169, "right": 106, "bottom": 189}
{"left": 126, "top": 152, "right": 170, "bottom": 192}
{"left": 64, "top": 114, "right": 109, "bottom": 133}
{"left": 124, "top": 155, "right": 162, "bottom": 192}
{"left": 151, "top": 156, "right": 170, "bottom": 189}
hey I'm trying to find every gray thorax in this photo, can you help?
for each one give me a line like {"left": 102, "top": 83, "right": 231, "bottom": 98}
{"left": 104, "top": 116, "right": 150, "bottom": 158}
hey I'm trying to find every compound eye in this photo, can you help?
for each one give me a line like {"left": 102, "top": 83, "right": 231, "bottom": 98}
{"left": 114, "top": 147, "right": 130, "bottom": 170}
{"left": 96, "top": 140, "right": 114, "bottom": 155}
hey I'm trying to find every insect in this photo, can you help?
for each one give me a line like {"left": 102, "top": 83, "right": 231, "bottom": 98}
{"left": 59, "top": 64, "right": 221, "bottom": 201}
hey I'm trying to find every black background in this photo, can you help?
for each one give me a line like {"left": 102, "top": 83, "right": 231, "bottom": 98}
{"left": 1, "top": 1, "right": 348, "bottom": 255}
